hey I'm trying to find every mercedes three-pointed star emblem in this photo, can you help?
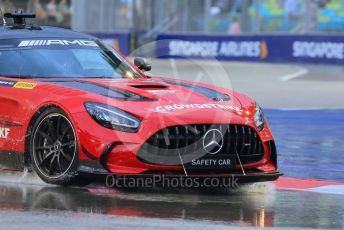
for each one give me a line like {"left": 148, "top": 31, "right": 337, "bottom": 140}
{"left": 202, "top": 129, "right": 224, "bottom": 154}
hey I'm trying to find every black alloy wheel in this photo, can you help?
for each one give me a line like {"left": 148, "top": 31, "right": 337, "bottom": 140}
{"left": 30, "top": 107, "right": 79, "bottom": 185}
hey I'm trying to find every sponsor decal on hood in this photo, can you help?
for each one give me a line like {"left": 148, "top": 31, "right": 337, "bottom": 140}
{"left": 148, "top": 103, "right": 241, "bottom": 113}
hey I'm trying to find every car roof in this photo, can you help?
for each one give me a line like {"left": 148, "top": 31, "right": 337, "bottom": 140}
{"left": 0, "top": 26, "right": 96, "bottom": 40}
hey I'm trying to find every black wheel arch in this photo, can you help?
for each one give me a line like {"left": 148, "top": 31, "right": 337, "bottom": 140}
{"left": 24, "top": 104, "right": 62, "bottom": 168}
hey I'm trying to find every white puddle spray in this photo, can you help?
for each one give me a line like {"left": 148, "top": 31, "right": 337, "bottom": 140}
{"left": 0, "top": 170, "right": 45, "bottom": 186}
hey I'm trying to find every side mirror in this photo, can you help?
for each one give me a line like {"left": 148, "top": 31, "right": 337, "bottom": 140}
{"left": 134, "top": 57, "right": 151, "bottom": 72}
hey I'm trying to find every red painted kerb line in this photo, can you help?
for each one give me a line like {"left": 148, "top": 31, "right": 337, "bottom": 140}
{"left": 274, "top": 177, "right": 344, "bottom": 190}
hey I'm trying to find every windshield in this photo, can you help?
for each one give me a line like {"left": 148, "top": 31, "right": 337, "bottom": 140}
{"left": 0, "top": 39, "right": 142, "bottom": 78}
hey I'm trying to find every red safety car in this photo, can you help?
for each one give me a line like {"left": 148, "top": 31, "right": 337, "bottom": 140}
{"left": 0, "top": 12, "right": 281, "bottom": 186}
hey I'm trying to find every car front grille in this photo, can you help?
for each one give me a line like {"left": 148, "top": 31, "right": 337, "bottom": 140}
{"left": 137, "top": 124, "right": 264, "bottom": 165}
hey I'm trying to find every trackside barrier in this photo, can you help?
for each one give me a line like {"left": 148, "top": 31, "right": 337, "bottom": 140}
{"left": 156, "top": 34, "right": 344, "bottom": 65}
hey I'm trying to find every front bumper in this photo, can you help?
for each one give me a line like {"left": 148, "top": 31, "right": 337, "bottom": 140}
{"left": 77, "top": 132, "right": 280, "bottom": 183}
{"left": 75, "top": 111, "right": 279, "bottom": 181}
{"left": 78, "top": 160, "right": 282, "bottom": 186}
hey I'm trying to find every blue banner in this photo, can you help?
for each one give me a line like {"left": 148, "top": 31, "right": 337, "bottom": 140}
{"left": 92, "top": 33, "right": 131, "bottom": 56}
{"left": 156, "top": 34, "right": 344, "bottom": 64}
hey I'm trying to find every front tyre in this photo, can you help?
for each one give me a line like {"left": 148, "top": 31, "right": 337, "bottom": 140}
{"left": 30, "top": 107, "right": 79, "bottom": 185}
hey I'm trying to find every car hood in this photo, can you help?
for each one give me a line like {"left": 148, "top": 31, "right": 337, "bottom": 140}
{"left": 38, "top": 77, "right": 247, "bottom": 124}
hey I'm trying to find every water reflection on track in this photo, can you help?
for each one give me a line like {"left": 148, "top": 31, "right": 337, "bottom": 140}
{"left": 0, "top": 178, "right": 342, "bottom": 229}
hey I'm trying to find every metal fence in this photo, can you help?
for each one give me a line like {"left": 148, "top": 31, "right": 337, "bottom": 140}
{"left": 1, "top": 0, "right": 344, "bottom": 34}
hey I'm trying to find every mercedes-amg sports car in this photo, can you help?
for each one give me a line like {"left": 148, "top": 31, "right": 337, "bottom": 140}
{"left": 0, "top": 12, "right": 281, "bottom": 186}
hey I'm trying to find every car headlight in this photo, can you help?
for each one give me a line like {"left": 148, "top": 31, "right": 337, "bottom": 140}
{"left": 85, "top": 102, "right": 140, "bottom": 133}
{"left": 254, "top": 104, "right": 265, "bottom": 131}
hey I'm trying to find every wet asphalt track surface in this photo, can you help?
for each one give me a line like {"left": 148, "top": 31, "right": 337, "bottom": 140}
{"left": 0, "top": 180, "right": 343, "bottom": 229}
{"left": 0, "top": 60, "right": 344, "bottom": 229}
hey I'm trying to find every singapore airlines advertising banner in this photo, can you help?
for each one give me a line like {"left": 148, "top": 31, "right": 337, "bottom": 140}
{"left": 156, "top": 34, "right": 344, "bottom": 64}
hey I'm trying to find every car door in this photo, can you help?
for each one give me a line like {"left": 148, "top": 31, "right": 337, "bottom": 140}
{"left": 0, "top": 78, "right": 26, "bottom": 168}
